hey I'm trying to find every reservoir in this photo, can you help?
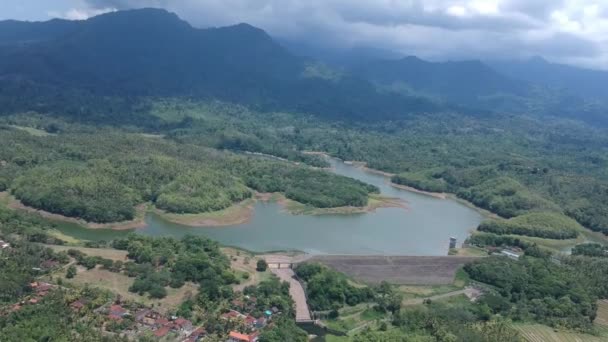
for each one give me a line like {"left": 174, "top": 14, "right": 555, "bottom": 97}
{"left": 55, "top": 158, "right": 484, "bottom": 255}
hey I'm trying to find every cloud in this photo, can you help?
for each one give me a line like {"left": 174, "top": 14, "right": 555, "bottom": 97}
{"left": 48, "top": 4, "right": 117, "bottom": 20}
{"left": 75, "top": 0, "right": 608, "bottom": 69}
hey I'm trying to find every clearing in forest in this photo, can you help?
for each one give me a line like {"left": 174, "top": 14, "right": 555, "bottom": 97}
{"left": 515, "top": 324, "right": 605, "bottom": 342}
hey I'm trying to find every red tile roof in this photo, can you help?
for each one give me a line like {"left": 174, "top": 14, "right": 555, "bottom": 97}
{"left": 175, "top": 317, "right": 190, "bottom": 325}
{"left": 155, "top": 317, "right": 170, "bottom": 326}
{"left": 109, "top": 304, "right": 126, "bottom": 314}
{"left": 154, "top": 326, "right": 171, "bottom": 337}
{"left": 229, "top": 331, "right": 250, "bottom": 342}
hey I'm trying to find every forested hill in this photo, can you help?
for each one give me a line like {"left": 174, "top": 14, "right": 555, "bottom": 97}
{"left": 0, "top": 8, "right": 439, "bottom": 121}
{"left": 352, "top": 56, "right": 527, "bottom": 104}
{"left": 351, "top": 56, "right": 608, "bottom": 126}
{"left": 489, "top": 56, "right": 608, "bottom": 101}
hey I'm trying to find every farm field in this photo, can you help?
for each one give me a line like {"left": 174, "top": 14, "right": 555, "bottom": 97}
{"left": 515, "top": 324, "right": 606, "bottom": 342}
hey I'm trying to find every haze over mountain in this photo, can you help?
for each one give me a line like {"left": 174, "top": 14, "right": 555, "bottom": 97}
{"left": 489, "top": 56, "right": 608, "bottom": 101}
{"left": 0, "top": 8, "right": 606, "bottom": 125}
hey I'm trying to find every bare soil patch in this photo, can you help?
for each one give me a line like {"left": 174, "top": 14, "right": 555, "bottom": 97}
{"left": 154, "top": 198, "right": 255, "bottom": 227}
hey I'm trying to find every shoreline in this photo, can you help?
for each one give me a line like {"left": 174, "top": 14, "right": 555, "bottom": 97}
{"left": 389, "top": 183, "right": 448, "bottom": 200}
{"left": 280, "top": 193, "right": 408, "bottom": 216}
{"left": 153, "top": 198, "right": 256, "bottom": 227}
{"left": 2, "top": 189, "right": 405, "bottom": 231}
{"left": 2, "top": 192, "right": 146, "bottom": 230}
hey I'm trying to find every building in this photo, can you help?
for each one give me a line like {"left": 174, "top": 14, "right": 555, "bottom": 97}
{"left": 154, "top": 326, "right": 171, "bottom": 338}
{"left": 449, "top": 237, "right": 457, "bottom": 249}
{"left": 173, "top": 317, "right": 193, "bottom": 333}
{"left": 228, "top": 331, "right": 259, "bottom": 342}
{"left": 500, "top": 250, "right": 521, "bottom": 260}
{"left": 221, "top": 310, "right": 245, "bottom": 320}
{"left": 184, "top": 327, "right": 206, "bottom": 342}
{"left": 70, "top": 300, "right": 86, "bottom": 311}
{"left": 108, "top": 304, "right": 127, "bottom": 321}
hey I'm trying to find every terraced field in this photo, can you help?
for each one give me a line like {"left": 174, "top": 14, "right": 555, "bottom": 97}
{"left": 515, "top": 324, "right": 604, "bottom": 342}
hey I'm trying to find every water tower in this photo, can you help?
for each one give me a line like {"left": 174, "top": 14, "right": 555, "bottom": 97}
{"left": 449, "top": 236, "right": 457, "bottom": 249}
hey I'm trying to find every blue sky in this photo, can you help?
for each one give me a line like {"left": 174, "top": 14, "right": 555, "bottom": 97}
{"left": 1, "top": 0, "right": 606, "bottom": 70}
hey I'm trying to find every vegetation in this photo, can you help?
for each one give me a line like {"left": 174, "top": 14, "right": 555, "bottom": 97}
{"left": 1, "top": 124, "right": 377, "bottom": 223}
{"left": 464, "top": 256, "right": 599, "bottom": 331}
{"left": 256, "top": 259, "right": 268, "bottom": 272}
{"left": 572, "top": 243, "right": 608, "bottom": 258}
{"left": 295, "top": 263, "right": 375, "bottom": 311}
{"left": 477, "top": 212, "right": 582, "bottom": 240}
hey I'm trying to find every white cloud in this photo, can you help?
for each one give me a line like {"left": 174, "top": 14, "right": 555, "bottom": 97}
{"left": 48, "top": 6, "right": 116, "bottom": 20}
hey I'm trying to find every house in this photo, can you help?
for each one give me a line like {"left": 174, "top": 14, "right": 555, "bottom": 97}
{"left": 232, "top": 299, "right": 245, "bottom": 309}
{"left": 173, "top": 317, "right": 193, "bottom": 332}
{"left": 500, "top": 250, "right": 521, "bottom": 260}
{"left": 254, "top": 317, "right": 267, "bottom": 329}
{"left": 70, "top": 300, "right": 86, "bottom": 311}
{"left": 184, "top": 327, "right": 206, "bottom": 342}
{"left": 221, "top": 310, "right": 245, "bottom": 320}
{"left": 227, "top": 331, "right": 259, "bottom": 342}
{"left": 108, "top": 304, "right": 127, "bottom": 321}
{"left": 155, "top": 317, "right": 170, "bottom": 327}
{"left": 154, "top": 326, "right": 171, "bottom": 338}
{"left": 136, "top": 309, "right": 162, "bottom": 326}
{"left": 244, "top": 315, "right": 256, "bottom": 327}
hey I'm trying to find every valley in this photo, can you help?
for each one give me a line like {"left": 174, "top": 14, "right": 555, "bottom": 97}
{"left": 1, "top": 6, "right": 608, "bottom": 342}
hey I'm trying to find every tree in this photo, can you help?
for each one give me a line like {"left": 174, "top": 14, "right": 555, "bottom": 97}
{"left": 66, "top": 265, "right": 77, "bottom": 279}
{"left": 256, "top": 259, "right": 268, "bottom": 272}
{"left": 148, "top": 286, "right": 167, "bottom": 299}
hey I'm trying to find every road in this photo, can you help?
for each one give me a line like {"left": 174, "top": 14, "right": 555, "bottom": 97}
{"left": 270, "top": 268, "right": 311, "bottom": 321}
{"left": 402, "top": 287, "right": 481, "bottom": 306}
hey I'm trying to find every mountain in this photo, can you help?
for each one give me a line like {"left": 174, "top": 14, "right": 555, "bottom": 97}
{"left": 0, "top": 8, "right": 439, "bottom": 121}
{"left": 278, "top": 38, "right": 403, "bottom": 67}
{"left": 489, "top": 57, "right": 608, "bottom": 101}
{"left": 0, "top": 18, "right": 79, "bottom": 46}
{"left": 351, "top": 56, "right": 529, "bottom": 105}
{"left": 0, "top": 8, "right": 606, "bottom": 126}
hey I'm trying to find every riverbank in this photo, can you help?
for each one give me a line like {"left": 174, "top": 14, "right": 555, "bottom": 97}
{"left": 282, "top": 193, "right": 407, "bottom": 215}
{"left": 1, "top": 192, "right": 147, "bottom": 230}
{"left": 154, "top": 198, "right": 256, "bottom": 227}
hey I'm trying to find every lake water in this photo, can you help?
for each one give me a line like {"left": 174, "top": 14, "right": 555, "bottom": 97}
{"left": 54, "top": 159, "right": 484, "bottom": 255}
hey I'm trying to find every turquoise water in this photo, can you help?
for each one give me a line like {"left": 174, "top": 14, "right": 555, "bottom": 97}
{"left": 55, "top": 159, "right": 484, "bottom": 255}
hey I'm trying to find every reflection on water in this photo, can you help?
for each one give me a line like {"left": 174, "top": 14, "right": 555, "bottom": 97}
{"left": 54, "top": 158, "right": 484, "bottom": 255}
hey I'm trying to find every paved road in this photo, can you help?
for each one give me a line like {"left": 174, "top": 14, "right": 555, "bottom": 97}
{"left": 270, "top": 268, "right": 311, "bottom": 321}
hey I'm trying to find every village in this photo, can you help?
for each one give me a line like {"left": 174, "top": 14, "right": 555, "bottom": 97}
{"left": 5, "top": 279, "right": 281, "bottom": 342}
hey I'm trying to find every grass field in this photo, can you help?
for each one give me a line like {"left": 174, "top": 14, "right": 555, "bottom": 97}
{"left": 46, "top": 245, "right": 128, "bottom": 261}
{"left": 222, "top": 247, "right": 274, "bottom": 291}
{"left": 9, "top": 125, "right": 53, "bottom": 136}
{"left": 63, "top": 266, "right": 197, "bottom": 313}
{"left": 323, "top": 304, "right": 387, "bottom": 335}
{"left": 596, "top": 300, "right": 608, "bottom": 327}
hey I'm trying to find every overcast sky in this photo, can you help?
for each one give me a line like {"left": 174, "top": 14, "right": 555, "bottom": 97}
{"left": 1, "top": 0, "right": 606, "bottom": 70}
